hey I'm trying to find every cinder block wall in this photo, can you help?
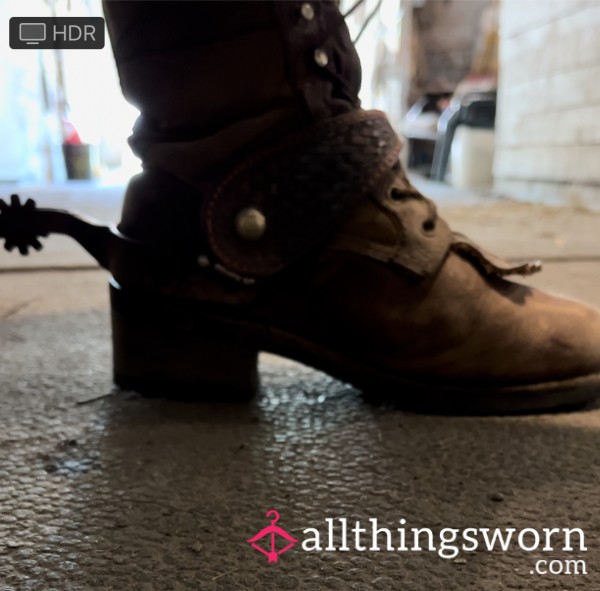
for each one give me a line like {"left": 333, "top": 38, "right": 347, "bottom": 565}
{"left": 494, "top": 0, "right": 600, "bottom": 207}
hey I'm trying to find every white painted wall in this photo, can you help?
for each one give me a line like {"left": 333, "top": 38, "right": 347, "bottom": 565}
{"left": 494, "top": 0, "right": 600, "bottom": 207}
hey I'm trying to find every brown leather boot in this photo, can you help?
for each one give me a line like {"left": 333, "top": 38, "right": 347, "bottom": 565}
{"left": 104, "top": 2, "right": 600, "bottom": 413}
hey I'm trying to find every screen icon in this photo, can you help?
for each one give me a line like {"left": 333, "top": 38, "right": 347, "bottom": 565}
{"left": 19, "top": 22, "right": 46, "bottom": 45}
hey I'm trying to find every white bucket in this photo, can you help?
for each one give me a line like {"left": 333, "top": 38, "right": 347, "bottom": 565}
{"left": 450, "top": 126, "right": 495, "bottom": 189}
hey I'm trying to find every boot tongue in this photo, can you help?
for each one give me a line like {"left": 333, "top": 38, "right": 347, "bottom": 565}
{"left": 451, "top": 232, "right": 543, "bottom": 277}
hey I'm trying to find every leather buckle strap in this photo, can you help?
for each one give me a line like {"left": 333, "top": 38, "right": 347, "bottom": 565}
{"left": 203, "top": 109, "right": 401, "bottom": 279}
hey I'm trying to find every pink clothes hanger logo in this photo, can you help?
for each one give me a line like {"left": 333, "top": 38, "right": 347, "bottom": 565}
{"left": 247, "top": 510, "right": 299, "bottom": 563}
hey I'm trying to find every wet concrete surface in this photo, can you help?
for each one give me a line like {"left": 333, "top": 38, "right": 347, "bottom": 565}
{"left": 1, "top": 188, "right": 600, "bottom": 589}
{"left": 0, "top": 263, "right": 600, "bottom": 590}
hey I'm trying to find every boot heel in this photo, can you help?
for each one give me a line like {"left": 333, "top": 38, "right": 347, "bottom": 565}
{"left": 109, "top": 280, "right": 259, "bottom": 400}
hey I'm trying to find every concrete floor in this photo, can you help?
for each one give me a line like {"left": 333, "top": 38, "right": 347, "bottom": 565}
{"left": 1, "top": 181, "right": 600, "bottom": 590}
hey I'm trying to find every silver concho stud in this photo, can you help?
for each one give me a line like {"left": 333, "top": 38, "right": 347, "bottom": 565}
{"left": 234, "top": 207, "right": 266, "bottom": 241}
{"left": 314, "top": 48, "right": 329, "bottom": 67}
{"left": 301, "top": 3, "right": 315, "bottom": 21}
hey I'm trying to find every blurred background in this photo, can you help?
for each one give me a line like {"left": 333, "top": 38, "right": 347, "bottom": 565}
{"left": 0, "top": 0, "right": 599, "bottom": 208}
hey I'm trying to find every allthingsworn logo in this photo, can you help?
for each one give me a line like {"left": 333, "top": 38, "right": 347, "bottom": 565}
{"left": 247, "top": 510, "right": 299, "bottom": 563}
{"left": 247, "top": 511, "right": 588, "bottom": 576}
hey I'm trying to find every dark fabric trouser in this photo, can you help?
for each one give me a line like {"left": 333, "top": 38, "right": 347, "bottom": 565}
{"left": 103, "top": 1, "right": 363, "bottom": 187}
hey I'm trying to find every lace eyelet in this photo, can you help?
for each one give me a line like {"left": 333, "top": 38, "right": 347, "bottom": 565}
{"left": 422, "top": 219, "right": 436, "bottom": 233}
{"left": 388, "top": 187, "right": 404, "bottom": 201}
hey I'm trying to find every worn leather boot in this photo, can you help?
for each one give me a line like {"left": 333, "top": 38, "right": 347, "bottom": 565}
{"left": 102, "top": 1, "right": 600, "bottom": 414}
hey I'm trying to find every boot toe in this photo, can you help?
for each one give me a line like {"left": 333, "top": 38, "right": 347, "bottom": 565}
{"left": 539, "top": 292, "right": 600, "bottom": 382}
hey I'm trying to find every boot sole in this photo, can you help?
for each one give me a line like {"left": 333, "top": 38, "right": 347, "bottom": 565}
{"left": 110, "top": 279, "right": 600, "bottom": 415}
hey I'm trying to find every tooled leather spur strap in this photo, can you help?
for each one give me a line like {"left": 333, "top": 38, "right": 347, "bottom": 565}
{"left": 203, "top": 110, "right": 401, "bottom": 279}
